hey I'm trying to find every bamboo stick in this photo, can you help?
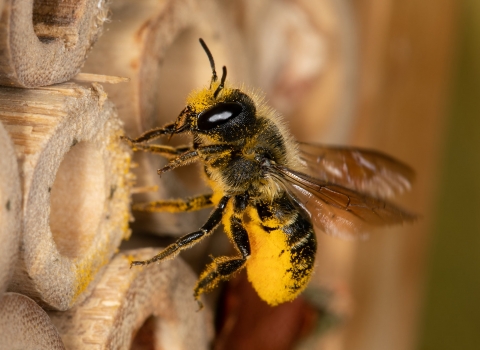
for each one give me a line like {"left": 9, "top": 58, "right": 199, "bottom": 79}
{"left": 0, "top": 0, "right": 109, "bottom": 87}
{"left": 0, "top": 292, "right": 65, "bottom": 350}
{"left": 49, "top": 248, "right": 213, "bottom": 350}
{"left": 0, "top": 82, "right": 132, "bottom": 310}
{"left": 0, "top": 121, "right": 20, "bottom": 294}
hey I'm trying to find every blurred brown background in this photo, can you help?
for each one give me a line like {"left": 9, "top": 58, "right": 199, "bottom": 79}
{"left": 418, "top": 0, "right": 480, "bottom": 349}
{"left": 349, "top": 0, "right": 480, "bottom": 349}
{"left": 221, "top": 0, "right": 479, "bottom": 348}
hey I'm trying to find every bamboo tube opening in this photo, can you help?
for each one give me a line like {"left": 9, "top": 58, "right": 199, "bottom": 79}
{"left": 50, "top": 141, "right": 106, "bottom": 259}
{"left": 2, "top": 83, "right": 132, "bottom": 310}
{"left": 49, "top": 249, "right": 212, "bottom": 349}
{"left": 130, "top": 316, "right": 156, "bottom": 350}
{"left": 0, "top": 0, "right": 108, "bottom": 87}
{"left": 32, "top": 0, "right": 87, "bottom": 45}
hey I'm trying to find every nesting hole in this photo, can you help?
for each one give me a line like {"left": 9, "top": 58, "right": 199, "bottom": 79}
{"left": 32, "top": 0, "right": 87, "bottom": 43}
{"left": 131, "top": 316, "right": 157, "bottom": 350}
{"left": 50, "top": 141, "right": 106, "bottom": 259}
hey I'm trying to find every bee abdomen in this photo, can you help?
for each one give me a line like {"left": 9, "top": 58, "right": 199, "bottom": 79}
{"left": 245, "top": 206, "right": 316, "bottom": 306}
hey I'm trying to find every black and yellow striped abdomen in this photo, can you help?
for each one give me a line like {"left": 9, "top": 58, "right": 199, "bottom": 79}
{"left": 243, "top": 196, "right": 317, "bottom": 306}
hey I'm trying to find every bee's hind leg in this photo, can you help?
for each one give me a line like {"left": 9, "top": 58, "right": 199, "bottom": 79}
{"left": 193, "top": 215, "right": 251, "bottom": 304}
{"left": 132, "top": 193, "right": 214, "bottom": 213}
{"left": 130, "top": 196, "right": 230, "bottom": 267}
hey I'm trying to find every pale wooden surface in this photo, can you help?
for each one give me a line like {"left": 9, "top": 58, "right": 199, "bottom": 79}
{"left": 0, "top": 121, "right": 20, "bottom": 294}
{"left": 0, "top": 292, "right": 65, "bottom": 350}
{"left": 0, "top": 82, "right": 132, "bottom": 310}
{"left": 0, "top": 0, "right": 108, "bottom": 87}
{"left": 49, "top": 248, "right": 213, "bottom": 350}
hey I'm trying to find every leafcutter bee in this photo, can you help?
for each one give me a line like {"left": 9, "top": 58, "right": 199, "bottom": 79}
{"left": 125, "top": 39, "right": 415, "bottom": 307}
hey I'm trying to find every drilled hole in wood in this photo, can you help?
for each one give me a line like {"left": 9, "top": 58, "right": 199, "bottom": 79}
{"left": 32, "top": 0, "right": 87, "bottom": 44}
{"left": 50, "top": 141, "right": 105, "bottom": 259}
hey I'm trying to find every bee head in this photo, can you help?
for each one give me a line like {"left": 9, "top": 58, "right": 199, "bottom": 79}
{"left": 172, "top": 39, "right": 257, "bottom": 142}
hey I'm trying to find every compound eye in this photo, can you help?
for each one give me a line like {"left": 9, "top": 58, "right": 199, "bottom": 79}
{"left": 197, "top": 102, "right": 243, "bottom": 131}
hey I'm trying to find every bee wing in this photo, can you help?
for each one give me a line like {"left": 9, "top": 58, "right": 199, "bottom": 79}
{"left": 272, "top": 165, "right": 416, "bottom": 239}
{"left": 297, "top": 142, "right": 415, "bottom": 198}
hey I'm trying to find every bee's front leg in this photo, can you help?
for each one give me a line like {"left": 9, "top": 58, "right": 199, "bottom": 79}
{"left": 122, "top": 122, "right": 176, "bottom": 144}
{"left": 157, "top": 144, "right": 232, "bottom": 174}
{"left": 130, "top": 196, "right": 230, "bottom": 267}
{"left": 157, "top": 150, "right": 199, "bottom": 174}
{"left": 127, "top": 143, "right": 191, "bottom": 159}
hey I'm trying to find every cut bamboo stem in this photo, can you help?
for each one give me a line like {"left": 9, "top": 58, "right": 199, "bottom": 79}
{"left": 0, "top": 121, "right": 20, "bottom": 294}
{"left": 0, "top": 0, "right": 109, "bottom": 87}
{"left": 0, "top": 82, "right": 132, "bottom": 310}
{"left": 49, "top": 248, "right": 213, "bottom": 350}
{"left": 0, "top": 292, "right": 65, "bottom": 350}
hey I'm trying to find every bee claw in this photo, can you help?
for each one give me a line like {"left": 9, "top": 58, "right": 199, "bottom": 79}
{"left": 120, "top": 135, "right": 139, "bottom": 150}
{"left": 157, "top": 166, "right": 170, "bottom": 176}
{"left": 195, "top": 299, "right": 204, "bottom": 312}
{"left": 120, "top": 135, "right": 132, "bottom": 142}
{"left": 130, "top": 260, "right": 145, "bottom": 268}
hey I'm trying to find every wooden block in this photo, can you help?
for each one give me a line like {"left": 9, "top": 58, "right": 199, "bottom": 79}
{"left": 0, "top": 292, "right": 65, "bottom": 350}
{"left": 0, "top": 82, "right": 132, "bottom": 310}
{"left": 0, "top": 0, "right": 109, "bottom": 87}
{"left": 0, "top": 121, "right": 20, "bottom": 294}
{"left": 49, "top": 248, "right": 213, "bottom": 350}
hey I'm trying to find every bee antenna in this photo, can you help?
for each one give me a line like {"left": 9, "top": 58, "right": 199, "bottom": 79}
{"left": 213, "top": 66, "right": 227, "bottom": 99}
{"left": 199, "top": 38, "right": 218, "bottom": 87}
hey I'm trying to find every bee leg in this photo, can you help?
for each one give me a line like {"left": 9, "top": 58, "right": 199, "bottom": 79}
{"left": 130, "top": 196, "right": 230, "bottom": 267}
{"left": 122, "top": 122, "right": 176, "bottom": 144}
{"left": 193, "top": 216, "right": 250, "bottom": 302}
{"left": 128, "top": 143, "right": 191, "bottom": 159}
{"left": 157, "top": 150, "right": 200, "bottom": 174}
{"left": 132, "top": 193, "right": 214, "bottom": 213}
{"left": 157, "top": 144, "right": 233, "bottom": 174}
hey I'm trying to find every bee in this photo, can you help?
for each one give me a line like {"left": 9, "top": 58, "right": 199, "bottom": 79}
{"left": 125, "top": 39, "right": 415, "bottom": 307}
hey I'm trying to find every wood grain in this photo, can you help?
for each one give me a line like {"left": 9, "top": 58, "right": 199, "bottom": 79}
{"left": 49, "top": 248, "right": 213, "bottom": 350}
{"left": 0, "top": 82, "right": 132, "bottom": 310}
{"left": 0, "top": 0, "right": 108, "bottom": 87}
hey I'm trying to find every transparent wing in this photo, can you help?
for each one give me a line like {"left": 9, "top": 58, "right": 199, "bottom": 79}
{"left": 270, "top": 165, "right": 416, "bottom": 240}
{"left": 298, "top": 142, "right": 415, "bottom": 198}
